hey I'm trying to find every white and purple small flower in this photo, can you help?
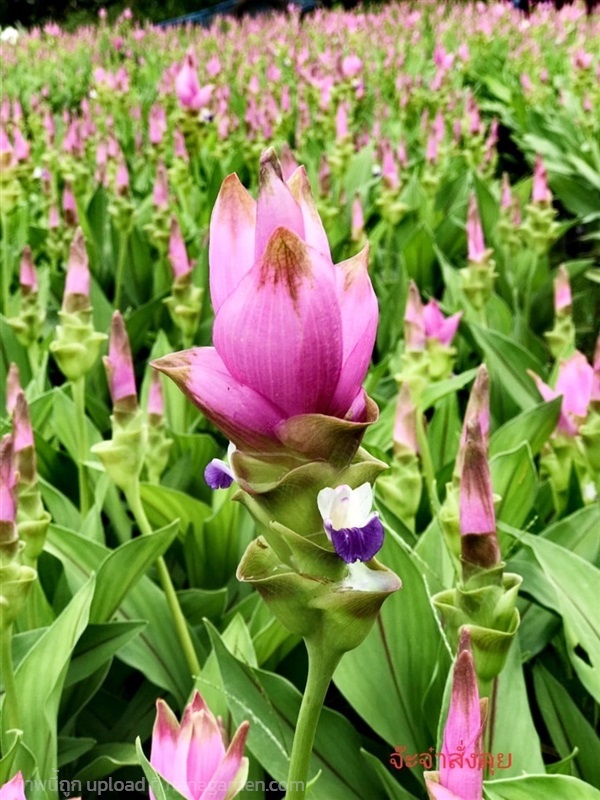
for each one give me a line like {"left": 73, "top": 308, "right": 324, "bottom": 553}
{"left": 204, "top": 442, "right": 236, "bottom": 489}
{"left": 317, "top": 483, "right": 384, "bottom": 563}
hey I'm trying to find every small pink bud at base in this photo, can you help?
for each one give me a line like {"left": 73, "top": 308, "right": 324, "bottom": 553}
{"left": 19, "top": 246, "right": 38, "bottom": 293}
{"left": 168, "top": 217, "right": 192, "bottom": 279}
{"left": 467, "top": 193, "right": 487, "bottom": 264}
{"left": 532, "top": 154, "right": 552, "bottom": 204}
{"left": 147, "top": 370, "right": 165, "bottom": 417}
{"left": 64, "top": 228, "right": 91, "bottom": 305}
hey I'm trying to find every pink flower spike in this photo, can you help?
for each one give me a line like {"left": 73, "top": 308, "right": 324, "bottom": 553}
{"left": 336, "top": 102, "right": 349, "bottom": 140}
{"left": 150, "top": 690, "right": 249, "bottom": 800}
{"left": 460, "top": 419, "right": 497, "bottom": 539}
{"left": 0, "top": 435, "right": 17, "bottom": 526}
{"left": 423, "top": 300, "right": 462, "bottom": 346}
{"left": 12, "top": 392, "right": 35, "bottom": 454}
{"left": 62, "top": 181, "right": 78, "bottom": 226}
{"left": 19, "top": 245, "right": 38, "bottom": 292}
{"left": 115, "top": 157, "right": 130, "bottom": 196}
{"left": 64, "top": 228, "right": 90, "bottom": 300}
{"left": 467, "top": 193, "right": 486, "bottom": 264}
{"left": 0, "top": 126, "right": 14, "bottom": 169}
{"left": 393, "top": 383, "right": 418, "bottom": 455}
{"left": 168, "top": 217, "right": 193, "bottom": 279}
{"left": 147, "top": 370, "right": 165, "bottom": 417}
{"left": 0, "top": 771, "right": 26, "bottom": 800}
{"left": 12, "top": 125, "right": 30, "bottom": 162}
{"left": 6, "top": 364, "right": 22, "bottom": 415}
{"left": 437, "top": 629, "right": 486, "bottom": 800}
{"left": 592, "top": 336, "right": 600, "bottom": 402}
{"left": 173, "top": 128, "right": 189, "bottom": 162}
{"left": 532, "top": 155, "right": 552, "bottom": 204}
{"left": 554, "top": 265, "right": 572, "bottom": 312}
{"left": 500, "top": 173, "right": 512, "bottom": 210}
{"left": 175, "top": 51, "right": 204, "bottom": 112}
{"left": 153, "top": 161, "right": 169, "bottom": 209}
{"left": 104, "top": 311, "right": 137, "bottom": 408}
{"left": 555, "top": 351, "right": 593, "bottom": 421}
{"left": 351, "top": 194, "right": 364, "bottom": 241}
{"left": 404, "top": 281, "right": 426, "bottom": 350}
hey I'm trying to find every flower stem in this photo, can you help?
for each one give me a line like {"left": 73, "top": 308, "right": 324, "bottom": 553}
{"left": 416, "top": 410, "right": 440, "bottom": 514}
{"left": 1, "top": 209, "right": 11, "bottom": 316}
{"left": 72, "top": 376, "right": 90, "bottom": 519}
{"left": 114, "top": 228, "right": 129, "bottom": 310}
{"left": 285, "top": 640, "right": 341, "bottom": 800}
{"left": 0, "top": 625, "right": 19, "bottom": 732}
{"left": 125, "top": 482, "right": 201, "bottom": 679}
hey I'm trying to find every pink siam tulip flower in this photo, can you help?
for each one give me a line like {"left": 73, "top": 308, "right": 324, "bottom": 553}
{"left": 115, "top": 157, "right": 130, "bottom": 196}
{"left": 591, "top": 337, "right": 600, "bottom": 402}
{"left": 0, "top": 435, "right": 17, "bottom": 527}
{"left": 280, "top": 144, "right": 299, "bottom": 182}
{"left": 62, "top": 182, "right": 78, "bottom": 226}
{"left": 532, "top": 155, "right": 552, "bottom": 204}
{"left": 404, "top": 281, "right": 426, "bottom": 350}
{"left": 19, "top": 246, "right": 38, "bottom": 293}
{"left": 425, "top": 132, "right": 438, "bottom": 164}
{"left": 554, "top": 265, "right": 571, "bottom": 312}
{"left": 150, "top": 690, "right": 249, "bottom": 800}
{"left": 104, "top": 311, "right": 137, "bottom": 408}
{"left": 153, "top": 150, "right": 378, "bottom": 452}
{"left": 460, "top": 419, "right": 501, "bottom": 569}
{"left": 351, "top": 194, "right": 364, "bottom": 241}
{"left": 148, "top": 370, "right": 165, "bottom": 417}
{"left": 12, "top": 392, "right": 35, "bottom": 454}
{"left": 48, "top": 204, "right": 61, "bottom": 230}
{"left": 175, "top": 51, "right": 215, "bottom": 112}
{"left": 341, "top": 54, "right": 363, "bottom": 78}
{"left": 12, "top": 125, "right": 30, "bottom": 162}
{"left": 393, "top": 383, "right": 418, "bottom": 455}
{"left": 381, "top": 143, "right": 399, "bottom": 190}
{"left": 64, "top": 228, "right": 90, "bottom": 300}
{"left": 173, "top": 129, "right": 189, "bottom": 161}
{"left": 455, "top": 365, "right": 490, "bottom": 480}
{"left": 500, "top": 173, "right": 512, "bottom": 210}
{"left": 336, "top": 102, "right": 349, "bottom": 140}
{"left": 149, "top": 104, "right": 167, "bottom": 145}
{"left": 425, "top": 630, "right": 486, "bottom": 800}
{"left": 206, "top": 55, "right": 221, "bottom": 77}
{"left": 0, "top": 126, "right": 14, "bottom": 169}
{"left": 6, "top": 364, "right": 22, "bottom": 415}
{"left": 529, "top": 351, "right": 594, "bottom": 436}
{"left": 467, "top": 194, "right": 487, "bottom": 263}
{"left": 423, "top": 300, "right": 462, "bottom": 346}
{"left": 0, "top": 771, "right": 26, "bottom": 800}
{"left": 153, "top": 161, "right": 169, "bottom": 209}
{"left": 168, "top": 217, "right": 193, "bottom": 278}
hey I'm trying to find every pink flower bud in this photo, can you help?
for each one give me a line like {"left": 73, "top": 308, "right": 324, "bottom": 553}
{"left": 341, "top": 54, "right": 363, "bottom": 78}
{"left": 175, "top": 51, "right": 214, "bottom": 112}
{"left": 532, "top": 154, "right": 552, "bottom": 204}
{"left": 529, "top": 351, "right": 593, "bottom": 436}
{"left": 382, "top": 143, "right": 399, "bottom": 189}
{"left": 393, "top": 383, "right": 418, "bottom": 455}
{"left": 12, "top": 125, "right": 30, "bottom": 162}
{"left": 64, "top": 228, "right": 90, "bottom": 301}
{"left": 336, "top": 102, "right": 349, "bottom": 140}
{"left": 467, "top": 193, "right": 487, "bottom": 264}
{"left": 62, "top": 182, "right": 78, "bottom": 226}
{"left": 351, "top": 194, "right": 364, "bottom": 242}
{"left": 460, "top": 420, "right": 501, "bottom": 570}
{"left": 173, "top": 128, "right": 189, "bottom": 162}
{"left": 150, "top": 691, "right": 249, "bottom": 800}
{"left": 426, "top": 629, "right": 486, "bottom": 800}
{"left": 104, "top": 311, "right": 137, "bottom": 408}
{"left": 153, "top": 161, "right": 169, "bottom": 209}
{"left": 6, "top": 364, "right": 22, "bottom": 416}
{"left": 0, "top": 126, "right": 14, "bottom": 169}
{"left": 48, "top": 204, "right": 61, "bottom": 230}
{"left": 404, "top": 281, "right": 426, "bottom": 350}
{"left": 500, "top": 173, "right": 512, "bottom": 210}
{"left": 168, "top": 217, "right": 192, "bottom": 279}
{"left": 0, "top": 771, "right": 26, "bottom": 800}
{"left": 423, "top": 300, "right": 462, "bottom": 346}
{"left": 115, "top": 157, "right": 130, "bottom": 196}
{"left": 0, "top": 435, "right": 17, "bottom": 526}
{"left": 147, "top": 370, "right": 165, "bottom": 417}
{"left": 12, "top": 392, "right": 35, "bottom": 454}
{"left": 591, "top": 336, "right": 600, "bottom": 402}
{"left": 554, "top": 265, "right": 572, "bottom": 313}
{"left": 19, "top": 246, "right": 38, "bottom": 293}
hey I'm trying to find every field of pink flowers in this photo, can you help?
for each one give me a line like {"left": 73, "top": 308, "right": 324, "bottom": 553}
{"left": 1, "top": 3, "right": 600, "bottom": 800}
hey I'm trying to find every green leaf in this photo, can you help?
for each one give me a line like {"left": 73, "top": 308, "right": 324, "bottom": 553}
{"left": 200, "top": 623, "right": 387, "bottom": 800}
{"left": 360, "top": 749, "right": 419, "bottom": 799}
{"left": 65, "top": 621, "right": 147, "bottom": 687}
{"left": 90, "top": 520, "right": 179, "bottom": 623}
{"left": 520, "top": 534, "right": 600, "bottom": 703}
{"left": 10, "top": 577, "right": 95, "bottom": 781}
{"left": 469, "top": 325, "right": 542, "bottom": 413}
{"left": 490, "top": 443, "right": 537, "bottom": 530}
{"left": 483, "top": 775, "right": 600, "bottom": 800}
{"left": 57, "top": 736, "right": 96, "bottom": 768}
{"left": 420, "top": 368, "right": 479, "bottom": 412}
{"left": 489, "top": 398, "right": 562, "bottom": 458}
{"left": 45, "top": 525, "right": 191, "bottom": 704}
{"left": 533, "top": 663, "right": 600, "bottom": 784}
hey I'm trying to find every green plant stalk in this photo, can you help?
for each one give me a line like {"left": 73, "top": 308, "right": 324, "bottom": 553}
{"left": 285, "top": 640, "right": 341, "bottom": 800}
{"left": 416, "top": 410, "right": 441, "bottom": 514}
{"left": 1, "top": 209, "right": 11, "bottom": 316}
{"left": 0, "top": 624, "right": 19, "bottom": 732}
{"left": 27, "top": 341, "right": 40, "bottom": 376}
{"left": 125, "top": 482, "right": 201, "bottom": 679}
{"left": 72, "top": 376, "right": 90, "bottom": 519}
{"left": 114, "top": 229, "right": 129, "bottom": 310}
